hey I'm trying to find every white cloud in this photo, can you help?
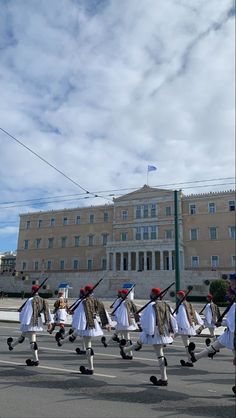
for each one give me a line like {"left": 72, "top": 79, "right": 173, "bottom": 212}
{"left": 0, "top": 0, "right": 234, "bottom": 250}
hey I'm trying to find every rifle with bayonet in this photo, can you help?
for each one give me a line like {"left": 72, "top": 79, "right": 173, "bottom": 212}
{"left": 69, "top": 277, "right": 104, "bottom": 313}
{"left": 216, "top": 297, "right": 235, "bottom": 325}
{"left": 18, "top": 277, "right": 48, "bottom": 312}
{"left": 135, "top": 282, "right": 175, "bottom": 315}
{"left": 172, "top": 288, "right": 192, "bottom": 316}
{"left": 110, "top": 284, "right": 136, "bottom": 316}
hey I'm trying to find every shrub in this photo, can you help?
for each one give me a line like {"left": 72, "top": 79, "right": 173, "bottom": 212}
{"left": 209, "top": 279, "right": 229, "bottom": 303}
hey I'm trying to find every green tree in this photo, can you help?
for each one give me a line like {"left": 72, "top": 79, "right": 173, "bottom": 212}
{"left": 209, "top": 279, "right": 229, "bottom": 303}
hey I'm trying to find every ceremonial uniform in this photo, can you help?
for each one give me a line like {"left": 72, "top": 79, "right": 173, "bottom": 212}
{"left": 196, "top": 294, "right": 220, "bottom": 344}
{"left": 122, "top": 288, "right": 178, "bottom": 386}
{"left": 75, "top": 284, "right": 111, "bottom": 375}
{"left": 56, "top": 288, "right": 86, "bottom": 354}
{"left": 7, "top": 285, "right": 52, "bottom": 366}
{"left": 101, "top": 290, "right": 124, "bottom": 347}
{"left": 49, "top": 292, "right": 68, "bottom": 337}
{"left": 175, "top": 290, "right": 203, "bottom": 367}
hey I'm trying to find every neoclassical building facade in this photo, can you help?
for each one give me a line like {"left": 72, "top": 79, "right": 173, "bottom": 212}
{"left": 15, "top": 186, "right": 235, "bottom": 274}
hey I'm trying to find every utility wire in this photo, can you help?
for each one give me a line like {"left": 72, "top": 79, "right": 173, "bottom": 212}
{"left": 0, "top": 127, "right": 112, "bottom": 203}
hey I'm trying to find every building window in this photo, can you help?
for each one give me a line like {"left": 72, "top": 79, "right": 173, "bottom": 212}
{"left": 88, "top": 235, "right": 94, "bottom": 246}
{"left": 151, "top": 204, "right": 156, "bottom": 217}
{"left": 87, "top": 259, "right": 93, "bottom": 271}
{"left": 26, "top": 220, "right": 31, "bottom": 229}
{"left": 232, "top": 255, "right": 236, "bottom": 267}
{"left": 74, "top": 236, "right": 80, "bottom": 247}
{"left": 60, "top": 260, "right": 65, "bottom": 270}
{"left": 73, "top": 260, "right": 79, "bottom": 270}
{"left": 22, "top": 261, "right": 27, "bottom": 271}
{"left": 143, "top": 204, "right": 149, "bottom": 218}
{"left": 229, "top": 226, "right": 236, "bottom": 239}
{"left": 63, "top": 217, "right": 68, "bottom": 225}
{"left": 189, "top": 204, "right": 196, "bottom": 215}
{"left": 136, "top": 205, "right": 141, "bottom": 219}
{"left": 143, "top": 226, "right": 149, "bottom": 240}
{"left": 121, "top": 232, "right": 127, "bottom": 241}
{"left": 38, "top": 219, "right": 42, "bottom": 228}
{"left": 24, "top": 240, "right": 29, "bottom": 250}
{"left": 47, "top": 260, "right": 52, "bottom": 270}
{"left": 89, "top": 214, "right": 94, "bottom": 224}
{"left": 150, "top": 226, "right": 156, "bottom": 239}
{"left": 50, "top": 218, "right": 55, "bottom": 227}
{"left": 190, "top": 229, "right": 198, "bottom": 240}
{"left": 122, "top": 210, "right": 128, "bottom": 221}
{"left": 229, "top": 200, "right": 235, "bottom": 211}
{"left": 76, "top": 215, "right": 80, "bottom": 225}
{"left": 104, "top": 212, "right": 109, "bottom": 222}
{"left": 48, "top": 238, "right": 54, "bottom": 249}
{"left": 165, "top": 206, "right": 172, "bottom": 216}
{"left": 135, "top": 227, "right": 141, "bottom": 240}
{"left": 209, "top": 227, "right": 217, "bottom": 240}
{"left": 208, "top": 202, "right": 216, "bottom": 214}
{"left": 34, "top": 261, "right": 39, "bottom": 271}
{"left": 211, "top": 255, "right": 219, "bottom": 268}
{"left": 101, "top": 258, "right": 107, "bottom": 270}
{"left": 35, "top": 238, "right": 41, "bottom": 249}
{"left": 61, "top": 237, "right": 67, "bottom": 248}
{"left": 102, "top": 233, "right": 108, "bottom": 246}
{"left": 191, "top": 256, "right": 199, "bottom": 268}
{"left": 165, "top": 229, "right": 173, "bottom": 239}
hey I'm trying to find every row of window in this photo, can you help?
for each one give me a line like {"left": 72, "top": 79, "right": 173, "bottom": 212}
{"left": 189, "top": 200, "right": 235, "bottom": 215}
{"left": 21, "top": 258, "right": 107, "bottom": 271}
{"left": 24, "top": 200, "right": 235, "bottom": 229}
{"left": 25, "top": 212, "right": 110, "bottom": 229}
{"left": 23, "top": 233, "right": 109, "bottom": 250}
{"left": 191, "top": 255, "right": 236, "bottom": 268}
{"left": 189, "top": 226, "right": 236, "bottom": 240}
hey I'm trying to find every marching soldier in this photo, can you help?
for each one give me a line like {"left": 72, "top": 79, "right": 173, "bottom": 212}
{"left": 196, "top": 293, "right": 220, "bottom": 345}
{"left": 74, "top": 283, "right": 111, "bottom": 375}
{"left": 56, "top": 288, "right": 86, "bottom": 355}
{"left": 189, "top": 278, "right": 236, "bottom": 363}
{"left": 49, "top": 291, "right": 69, "bottom": 338}
{"left": 102, "top": 289, "right": 138, "bottom": 353}
{"left": 175, "top": 290, "right": 203, "bottom": 367}
{"left": 101, "top": 289, "right": 123, "bottom": 347}
{"left": 121, "top": 287, "right": 178, "bottom": 386}
{"left": 7, "top": 284, "right": 52, "bottom": 366}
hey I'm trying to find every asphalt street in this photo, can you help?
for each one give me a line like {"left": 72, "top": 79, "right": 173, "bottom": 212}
{"left": 0, "top": 322, "right": 235, "bottom": 418}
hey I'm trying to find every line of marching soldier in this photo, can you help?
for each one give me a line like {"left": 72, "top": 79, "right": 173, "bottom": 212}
{"left": 6, "top": 274, "right": 236, "bottom": 394}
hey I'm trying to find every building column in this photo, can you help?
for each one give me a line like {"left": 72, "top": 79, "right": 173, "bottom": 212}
{"left": 160, "top": 251, "right": 164, "bottom": 270}
{"left": 128, "top": 252, "right": 131, "bottom": 271}
{"left": 169, "top": 251, "right": 173, "bottom": 270}
{"left": 152, "top": 251, "right": 155, "bottom": 270}
{"left": 136, "top": 252, "right": 139, "bottom": 271}
{"left": 112, "top": 253, "right": 116, "bottom": 271}
{"left": 144, "top": 251, "right": 147, "bottom": 271}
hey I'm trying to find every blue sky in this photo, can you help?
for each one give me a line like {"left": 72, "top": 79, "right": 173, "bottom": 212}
{"left": 0, "top": 0, "right": 235, "bottom": 252}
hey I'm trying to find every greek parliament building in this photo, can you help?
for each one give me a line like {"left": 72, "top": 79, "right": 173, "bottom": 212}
{"left": 16, "top": 186, "right": 236, "bottom": 275}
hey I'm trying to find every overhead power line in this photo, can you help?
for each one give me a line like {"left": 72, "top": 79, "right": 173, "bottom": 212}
{"left": 0, "top": 127, "right": 112, "bottom": 203}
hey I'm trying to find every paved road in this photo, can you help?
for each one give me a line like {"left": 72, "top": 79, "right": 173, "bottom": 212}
{"left": 0, "top": 322, "right": 235, "bottom": 418}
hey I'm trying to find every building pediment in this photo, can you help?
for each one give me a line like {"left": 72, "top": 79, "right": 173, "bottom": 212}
{"left": 114, "top": 185, "right": 173, "bottom": 202}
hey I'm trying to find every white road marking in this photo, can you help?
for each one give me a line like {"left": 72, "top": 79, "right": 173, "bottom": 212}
{"left": 0, "top": 359, "right": 116, "bottom": 378}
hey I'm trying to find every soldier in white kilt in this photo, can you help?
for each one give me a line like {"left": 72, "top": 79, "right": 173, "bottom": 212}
{"left": 175, "top": 290, "right": 203, "bottom": 367}
{"left": 103, "top": 289, "right": 138, "bottom": 357}
{"left": 7, "top": 285, "right": 52, "bottom": 366}
{"left": 196, "top": 293, "right": 220, "bottom": 345}
{"left": 101, "top": 289, "right": 123, "bottom": 347}
{"left": 189, "top": 283, "right": 236, "bottom": 364}
{"left": 121, "top": 288, "right": 178, "bottom": 386}
{"left": 75, "top": 284, "right": 111, "bottom": 375}
{"left": 49, "top": 291, "right": 68, "bottom": 338}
